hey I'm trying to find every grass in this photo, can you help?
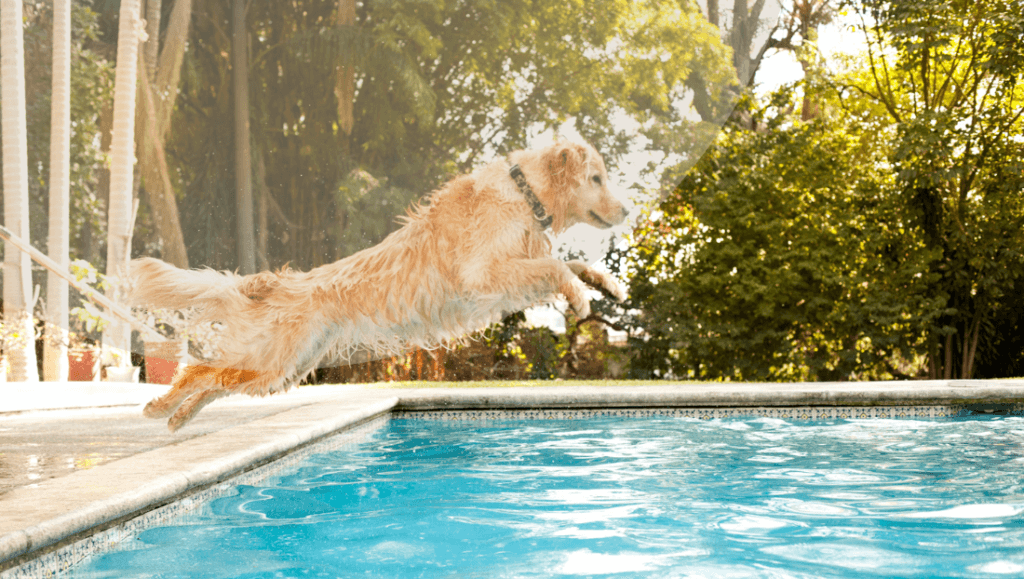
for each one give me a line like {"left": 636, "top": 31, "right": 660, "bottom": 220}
{"left": 364, "top": 379, "right": 700, "bottom": 389}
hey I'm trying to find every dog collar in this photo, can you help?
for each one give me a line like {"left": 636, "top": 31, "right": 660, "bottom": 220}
{"left": 508, "top": 164, "right": 553, "bottom": 230}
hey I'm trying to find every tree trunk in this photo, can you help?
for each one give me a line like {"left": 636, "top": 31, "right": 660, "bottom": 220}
{"left": 102, "top": 0, "right": 144, "bottom": 369}
{"left": 335, "top": 0, "right": 356, "bottom": 139}
{"left": 144, "top": 0, "right": 161, "bottom": 83}
{"left": 964, "top": 316, "right": 981, "bottom": 379}
{"left": 687, "top": 0, "right": 775, "bottom": 123}
{"left": 233, "top": 0, "right": 256, "bottom": 274}
{"left": 943, "top": 333, "right": 954, "bottom": 379}
{"left": 797, "top": 4, "right": 821, "bottom": 121}
{"left": 1, "top": 0, "right": 40, "bottom": 381}
{"left": 153, "top": 0, "right": 191, "bottom": 138}
{"left": 731, "top": 0, "right": 754, "bottom": 85}
{"left": 139, "top": 53, "right": 189, "bottom": 268}
{"left": 135, "top": 0, "right": 191, "bottom": 268}
{"left": 44, "top": 0, "right": 72, "bottom": 381}
{"left": 256, "top": 152, "right": 269, "bottom": 270}
{"left": 707, "top": 0, "right": 720, "bottom": 27}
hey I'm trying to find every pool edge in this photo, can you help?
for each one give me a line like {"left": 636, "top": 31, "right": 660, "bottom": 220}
{"left": 0, "top": 396, "right": 398, "bottom": 573}
{"left": 3, "top": 380, "right": 1024, "bottom": 573}
{"left": 389, "top": 380, "right": 1024, "bottom": 411}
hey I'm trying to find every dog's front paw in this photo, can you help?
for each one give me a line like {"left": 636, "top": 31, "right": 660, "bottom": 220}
{"left": 560, "top": 275, "right": 592, "bottom": 319}
{"left": 601, "top": 277, "right": 627, "bottom": 302}
{"left": 569, "top": 295, "right": 592, "bottom": 319}
{"left": 577, "top": 268, "right": 627, "bottom": 302}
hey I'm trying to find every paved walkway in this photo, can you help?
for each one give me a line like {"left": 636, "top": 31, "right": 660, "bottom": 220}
{"left": 0, "top": 382, "right": 399, "bottom": 568}
{"left": 0, "top": 383, "right": 387, "bottom": 496}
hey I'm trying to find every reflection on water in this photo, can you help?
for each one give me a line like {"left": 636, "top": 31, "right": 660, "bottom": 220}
{"left": 66, "top": 415, "right": 1024, "bottom": 578}
{"left": 0, "top": 446, "right": 132, "bottom": 491}
{"left": 0, "top": 408, "right": 195, "bottom": 496}
{"left": 0, "top": 451, "right": 125, "bottom": 494}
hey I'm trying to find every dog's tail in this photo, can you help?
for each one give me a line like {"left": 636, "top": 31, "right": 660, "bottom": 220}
{"left": 128, "top": 257, "right": 250, "bottom": 317}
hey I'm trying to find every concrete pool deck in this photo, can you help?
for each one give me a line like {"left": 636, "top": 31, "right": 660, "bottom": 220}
{"left": 2, "top": 379, "right": 1023, "bottom": 571}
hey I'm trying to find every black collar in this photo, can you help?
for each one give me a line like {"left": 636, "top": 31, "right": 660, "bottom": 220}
{"left": 508, "top": 164, "right": 553, "bottom": 230}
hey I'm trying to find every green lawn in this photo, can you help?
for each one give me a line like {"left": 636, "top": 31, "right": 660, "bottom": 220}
{"left": 365, "top": 379, "right": 698, "bottom": 389}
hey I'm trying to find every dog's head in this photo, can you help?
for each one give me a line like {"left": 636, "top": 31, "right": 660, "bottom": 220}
{"left": 514, "top": 140, "right": 629, "bottom": 233}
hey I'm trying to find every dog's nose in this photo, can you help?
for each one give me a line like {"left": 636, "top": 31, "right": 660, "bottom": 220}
{"left": 620, "top": 206, "right": 629, "bottom": 219}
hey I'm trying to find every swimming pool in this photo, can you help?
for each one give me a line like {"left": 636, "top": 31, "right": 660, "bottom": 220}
{"left": 62, "top": 413, "right": 1024, "bottom": 578}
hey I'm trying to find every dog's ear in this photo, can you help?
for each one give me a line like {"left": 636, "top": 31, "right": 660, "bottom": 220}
{"left": 536, "top": 142, "right": 589, "bottom": 233}
{"left": 546, "top": 143, "right": 587, "bottom": 192}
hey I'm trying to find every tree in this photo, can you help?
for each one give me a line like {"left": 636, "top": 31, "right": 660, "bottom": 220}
{"left": 102, "top": 0, "right": 144, "bottom": 368}
{"left": 334, "top": 0, "right": 355, "bottom": 144}
{"left": 771, "top": 0, "right": 834, "bottom": 120}
{"left": 135, "top": 0, "right": 191, "bottom": 269}
{"left": 165, "top": 0, "right": 735, "bottom": 272}
{"left": 688, "top": 0, "right": 784, "bottom": 124}
{"left": 620, "top": 0, "right": 1024, "bottom": 380}
{"left": 620, "top": 102, "right": 928, "bottom": 380}
{"left": 232, "top": 0, "right": 255, "bottom": 274}
{"left": 2, "top": 0, "right": 40, "bottom": 382}
{"left": 840, "top": 0, "right": 1024, "bottom": 378}
{"left": 143, "top": 0, "right": 160, "bottom": 78}
{"left": 43, "top": 0, "right": 72, "bottom": 381}
{"left": 18, "top": 2, "right": 112, "bottom": 277}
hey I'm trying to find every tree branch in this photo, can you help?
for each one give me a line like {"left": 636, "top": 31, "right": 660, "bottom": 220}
{"left": 581, "top": 312, "right": 626, "bottom": 333}
{"left": 153, "top": 0, "right": 193, "bottom": 140}
{"left": 858, "top": 8, "right": 902, "bottom": 122}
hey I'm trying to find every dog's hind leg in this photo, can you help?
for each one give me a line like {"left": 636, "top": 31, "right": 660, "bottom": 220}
{"left": 167, "top": 388, "right": 229, "bottom": 432}
{"left": 143, "top": 365, "right": 219, "bottom": 419}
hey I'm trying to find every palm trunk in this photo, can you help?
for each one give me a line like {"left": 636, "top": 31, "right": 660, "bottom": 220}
{"left": 44, "top": 0, "right": 72, "bottom": 381}
{"left": 102, "top": 0, "right": 144, "bottom": 369}
{"left": 233, "top": 0, "right": 256, "bottom": 274}
{"left": 1, "top": 0, "right": 40, "bottom": 382}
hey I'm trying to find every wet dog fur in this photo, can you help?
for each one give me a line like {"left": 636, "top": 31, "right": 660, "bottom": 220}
{"left": 129, "top": 140, "right": 628, "bottom": 431}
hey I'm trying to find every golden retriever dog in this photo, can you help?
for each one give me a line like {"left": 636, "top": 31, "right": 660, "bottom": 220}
{"left": 129, "top": 139, "right": 628, "bottom": 431}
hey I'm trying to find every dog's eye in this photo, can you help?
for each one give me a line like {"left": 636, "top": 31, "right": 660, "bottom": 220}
{"left": 591, "top": 175, "right": 602, "bottom": 186}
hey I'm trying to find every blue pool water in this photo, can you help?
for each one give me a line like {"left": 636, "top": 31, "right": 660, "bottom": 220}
{"left": 68, "top": 415, "right": 1024, "bottom": 578}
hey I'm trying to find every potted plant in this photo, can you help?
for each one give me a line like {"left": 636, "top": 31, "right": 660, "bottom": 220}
{"left": 67, "top": 261, "right": 107, "bottom": 381}
{"left": 144, "top": 337, "right": 186, "bottom": 384}
{"left": 140, "top": 309, "right": 195, "bottom": 384}
{"left": 67, "top": 337, "right": 101, "bottom": 382}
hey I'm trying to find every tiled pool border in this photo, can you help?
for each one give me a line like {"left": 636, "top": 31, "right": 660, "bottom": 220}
{"left": 393, "top": 404, "right": 1024, "bottom": 422}
{"left": 2, "top": 380, "right": 1024, "bottom": 577}
{"left": 0, "top": 395, "right": 399, "bottom": 577}
{"left": 13, "top": 405, "right": 1024, "bottom": 578}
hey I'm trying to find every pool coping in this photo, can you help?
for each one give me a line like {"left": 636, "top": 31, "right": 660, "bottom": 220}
{"left": 2, "top": 379, "right": 1023, "bottom": 572}
{"left": 390, "top": 380, "right": 1024, "bottom": 411}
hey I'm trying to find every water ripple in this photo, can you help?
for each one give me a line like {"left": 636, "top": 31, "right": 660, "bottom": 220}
{"left": 67, "top": 415, "right": 1024, "bottom": 579}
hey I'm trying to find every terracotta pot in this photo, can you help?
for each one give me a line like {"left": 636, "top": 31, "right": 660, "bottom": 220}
{"left": 145, "top": 356, "right": 178, "bottom": 384}
{"left": 68, "top": 349, "right": 100, "bottom": 381}
{"left": 144, "top": 339, "right": 187, "bottom": 384}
